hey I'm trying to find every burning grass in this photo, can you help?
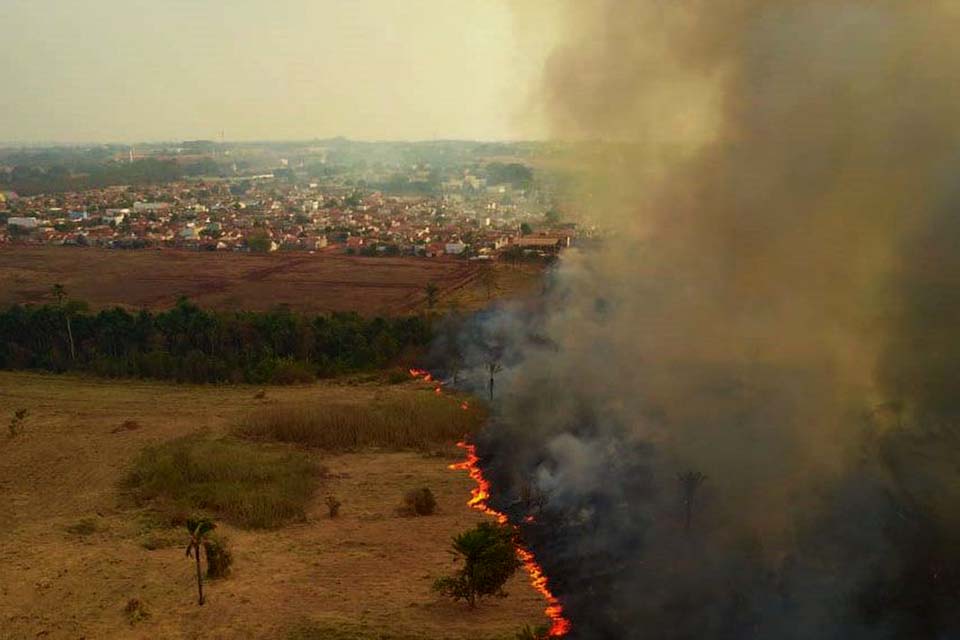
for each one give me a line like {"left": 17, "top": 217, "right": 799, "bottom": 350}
{"left": 126, "top": 435, "right": 321, "bottom": 529}
{"left": 233, "top": 392, "right": 484, "bottom": 451}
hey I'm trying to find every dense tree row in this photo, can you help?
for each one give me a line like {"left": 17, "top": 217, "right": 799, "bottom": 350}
{"left": 0, "top": 159, "right": 221, "bottom": 196}
{"left": 0, "top": 298, "right": 430, "bottom": 384}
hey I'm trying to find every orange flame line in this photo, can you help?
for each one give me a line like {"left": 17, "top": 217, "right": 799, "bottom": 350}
{"left": 410, "top": 368, "right": 569, "bottom": 634}
{"left": 450, "top": 441, "right": 572, "bottom": 637}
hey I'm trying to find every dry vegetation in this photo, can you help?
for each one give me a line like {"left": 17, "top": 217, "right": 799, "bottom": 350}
{"left": 0, "top": 372, "right": 546, "bottom": 639}
{"left": 0, "top": 247, "right": 544, "bottom": 316}
{"left": 439, "top": 262, "right": 545, "bottom": 313}
{"left": 234, "top": 393, "right": 485, "bottom": 450}
{"left": 0, "top": 246, "right": 484, "bottom": 315}
{"left": 126, "top": 435, "right": 322, "bottom": 529}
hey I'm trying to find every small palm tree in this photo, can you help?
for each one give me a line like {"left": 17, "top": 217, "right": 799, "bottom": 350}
{"left": 434, "top": 522, "right": 520, "bottom": 607}
{"left": 678, "top": 471, "right": 707, "bottom": 532}
{"left": 425, "top": 282, "right": 439, "bottom": 312}
{"left": 184, "top": 517, "right": 216, "bottom": 605}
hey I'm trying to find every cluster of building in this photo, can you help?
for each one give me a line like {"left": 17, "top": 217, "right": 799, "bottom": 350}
{"left": 0, "top": 181, "right": 574, "bottom": 260}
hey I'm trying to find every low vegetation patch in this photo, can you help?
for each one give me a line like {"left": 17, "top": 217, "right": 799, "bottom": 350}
{"left": 203, "top": 533, "right": 233, "bottom": 579}
{"left": 324, "top": 495, "right": 342, "bottom": 518}
{"left": 123, "top": 598, "right": 150, "bottom": 624}
{"left": 126, "top": 435, "right": 320, "bottom": 529}
{"left": 7, "top": 408, "right": 27, "bottom": 438}
{"left": 402, "top": 487, "right": 437, "bottom": 516}
{"left": 234, "top": 393, "right": 484, "bottom": 450}
{"left": 112, "top": 419, "right": 141, "bottom": 433}
{"left": 65, "top": 517, "right": 98, "bottom": 536}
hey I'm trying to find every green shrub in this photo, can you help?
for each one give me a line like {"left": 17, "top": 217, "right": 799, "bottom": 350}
{"left": 433, "top": 522, "right": 520, "bottom": 607}
{"left": 270, "top": 359, "right": 316, "bottom": 384}
{"left": 126, "top": 436, "right": 320, "bottom": 529}
{"left": 384, "top": 368, "right": 411, "bottom": 384}
{"left": 234, "top": 394, "right": 483, "bottom": 451}
{"left": 403, "top": 487, "right": 437, "bottom": 516}
{"left": 203, "top": 534, "right": 233, "bottom": 578}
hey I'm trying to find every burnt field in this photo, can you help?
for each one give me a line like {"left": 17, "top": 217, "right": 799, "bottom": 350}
{"left": 0, "top": 247, "right": 483, "bottom": 315}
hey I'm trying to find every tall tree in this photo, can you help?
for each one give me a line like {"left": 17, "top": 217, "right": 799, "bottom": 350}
{"left": 52, "top": 283, "right": 76, "bottom": 361}
{"left": 487, "top": 357, "right": 502, "bottom": 402}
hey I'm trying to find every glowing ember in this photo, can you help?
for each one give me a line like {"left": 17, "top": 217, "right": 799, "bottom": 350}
{"left": 450, "top": 441, "right": 572, "bottom": 637}
{"left": 409, "top": 368, "right": 434, "bottom": 383}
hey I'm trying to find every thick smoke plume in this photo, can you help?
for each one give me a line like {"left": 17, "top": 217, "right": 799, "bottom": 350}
{"left": 453, "top": 2, "right": 960, "bottom": 638}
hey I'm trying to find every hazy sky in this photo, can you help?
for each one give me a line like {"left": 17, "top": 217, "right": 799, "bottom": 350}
{"left": 0, "top": 0, "right": 556, "bottom": 143}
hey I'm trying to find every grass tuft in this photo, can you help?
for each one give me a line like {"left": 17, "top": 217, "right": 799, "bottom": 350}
{"left": 65, "top": 518, "right": 98, "bottom": 536}
{"left": 126, "top": 435, "right": 320, "bottom": 529}
{"left": 234, "top": 393, "right": 484, "bottom": 451}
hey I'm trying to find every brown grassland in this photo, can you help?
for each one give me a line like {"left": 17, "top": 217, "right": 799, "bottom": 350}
{"left": 0, "top": 372, "right": 546, "bottom": 639}
{"left": 0, "top": 246, "right": 542, "bottom": 315}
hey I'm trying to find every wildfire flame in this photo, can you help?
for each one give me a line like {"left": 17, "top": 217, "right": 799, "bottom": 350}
{"left": 409, "top": 367, "right": 570, "bottom": 635}
{"left": 451, "top": 441, "right": 572, "bottom": 637}
{"left": 409, "top": 368, "right": 433, "bottom": 382}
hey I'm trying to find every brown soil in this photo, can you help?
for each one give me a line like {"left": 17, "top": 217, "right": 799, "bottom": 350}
{"left": 0, "top": 247, "right": 484, "bottom": 315}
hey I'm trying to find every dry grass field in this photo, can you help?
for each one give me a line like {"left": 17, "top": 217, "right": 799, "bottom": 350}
{"left": 0, "top": 247, "right": 492, "bottom": 315}
{"left": 0, "top": 372, "right": 546, "bottom": 639}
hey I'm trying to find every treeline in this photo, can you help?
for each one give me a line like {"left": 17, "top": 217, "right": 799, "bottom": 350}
{"left": 1, "top": 158, "right": 223, "bottom": 196}
{"left": 0, "top": 298, "right": 430, "bottom": 384}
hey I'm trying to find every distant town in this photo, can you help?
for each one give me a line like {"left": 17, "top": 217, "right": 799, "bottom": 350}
{"left": 0, "top": 139, "right": 586, "bottom": 260}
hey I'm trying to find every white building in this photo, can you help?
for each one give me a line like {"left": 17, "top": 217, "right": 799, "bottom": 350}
{"left": 7, "top": 217, "right": 38, "bottom": 228}
{"left": 133, "top": 202, "right": 170, "bottom": 212}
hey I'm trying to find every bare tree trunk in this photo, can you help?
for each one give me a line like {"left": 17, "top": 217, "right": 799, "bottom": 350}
{"left": 65, "top": 315, "right": 76, "bottom": 362}
{"left": 489, "top": 376, "right": 494, "bottom": 402}
{"left": 195, "top": 548, "right": 204, "bottom": 605}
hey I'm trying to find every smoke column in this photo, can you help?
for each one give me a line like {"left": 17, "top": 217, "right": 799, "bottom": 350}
{"left": 458, "top": 2, "right": 960, "bottom": 638}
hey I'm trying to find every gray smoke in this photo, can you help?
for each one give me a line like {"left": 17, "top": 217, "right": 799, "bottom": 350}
{"left": 446, "top": 2, "right": 960, "bottom": 638}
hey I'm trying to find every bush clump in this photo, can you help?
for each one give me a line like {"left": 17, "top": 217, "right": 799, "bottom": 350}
{"left": 65, "top": 518, "right": 98, "bottom": 536}
{"left": 8, "top": 408, "right": 27, "bottom": 438}
{"left": 403, "top": 487, "right": 437, "bottom": 516}
{"left": 126, "top": 435, "right": 320, "bottom": 529}
{"left": 203, "top": 534, "right": 233, "bottom": 578}
{"left": 269, "top": 359, "right": 316, "bottom": 385}
{"left": 325, "top": 496, "right": 342, "bottom": 518}
{"left": 123, "top": 598, "right": 149, "bottom": 624}
{"left": 234, "top": 394, "right": 483, "bottom": 451}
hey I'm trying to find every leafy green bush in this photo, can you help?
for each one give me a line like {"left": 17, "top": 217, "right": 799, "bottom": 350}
{"left": 126, "top": 436, "right": 320, "bottom": 529}
{"left": 433, "top": 522, "right": 520, "bottom": 607}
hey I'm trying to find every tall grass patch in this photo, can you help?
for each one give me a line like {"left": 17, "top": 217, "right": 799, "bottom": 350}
{"left": 126, "top": 436, "right": 320, "bottom": 529}
{"left": 234, "top": 393, "right": 484, "bottom": 450}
